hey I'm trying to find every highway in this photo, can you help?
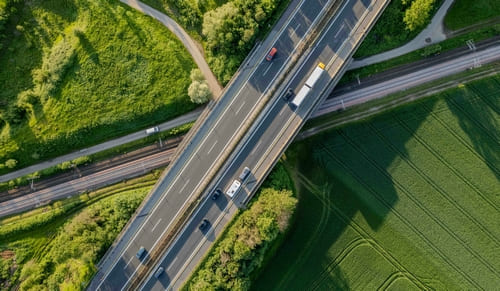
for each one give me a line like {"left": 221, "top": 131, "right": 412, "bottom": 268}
{"left": 90, "top": 0, "right": 340, "bottom": 289}
{"left": 3, "top": 44, "right": 498, "bottom": 222}
{"left": 139, "top": 0, "right": 389, "bottom": 289}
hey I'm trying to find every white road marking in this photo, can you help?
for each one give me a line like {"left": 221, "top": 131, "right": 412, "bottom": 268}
{"left": 123, "top": 256, "right": 134, "bottom": 270}
{"left": 207, "top": 141, "right": 217, "bottom": 155}
{"left": 235, "top": 101, "right": 246, "bottom": 116}
{"left": 334, "top": 23, "right": 344, "bottom": 38}
{"left": 250, "top": 140, "right": 262, "bottom": 156}
{"left": 294, "top": 23, "right": 301, "bottom": 32}
{"left": 263, "top": 62, "right": 274, "bottom": 76}
{"left": 179, "top": 179, "right": 190, "bottom": 193}
{"left": 151, "top": 218, "right": 162, "bottom": 232}
{"left": 167, "top": 257, "right": 178, "bottom": 270}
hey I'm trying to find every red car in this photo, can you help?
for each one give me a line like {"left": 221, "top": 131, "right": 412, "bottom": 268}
{"left": 266, "top": 47, "right": 277, "bottom": 61}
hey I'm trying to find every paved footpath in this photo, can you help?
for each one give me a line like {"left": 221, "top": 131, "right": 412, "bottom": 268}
{"left": 121, "top": 0, "right": 223, "bottom": 98}
{"left": 349, "top": 0, "right": 455, "bottom": 69}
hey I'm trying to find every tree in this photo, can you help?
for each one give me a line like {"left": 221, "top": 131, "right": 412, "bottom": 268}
{"left": 188, "top": 81, "right": 211, "bottom": 104}
{"left": 188, "top": 69, "right": 212, "bottom": 104}
{"left": 403, "top": 0, "right": 436, "bottom": 31}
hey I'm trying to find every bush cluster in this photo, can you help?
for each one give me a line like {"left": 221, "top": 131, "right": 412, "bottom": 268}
{"left": 185, "top": 164, "right": 297, "bottom": 290}
{"left": 14, "top": 189, "right": 146, "bottom": 290}
{"left": 201, "top": 0, "right": 285, "bottom": 84}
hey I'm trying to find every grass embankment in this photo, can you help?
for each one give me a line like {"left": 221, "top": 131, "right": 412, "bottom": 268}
{"left": 444, "top": 0, "right": 500, "bottom": 30}
{"left": 0, "top": 171, "right": 161, "bottom": 290}
{"left": 253, "top": 75, "right": 500, "bottom": 290}
{"left": 0, "top": 0, "right": 196, "bottom": 175}
{"left": 140, "top": 0, "right": 290, "bottom": 84}
{"left": 183, "top": 163, "right": 297, "bottom": 290}
{"left": 354, "top": 0, "right": 442, "bottom": 58}
{"left": 340, "top": 24, "right": 500, "bottom": 85}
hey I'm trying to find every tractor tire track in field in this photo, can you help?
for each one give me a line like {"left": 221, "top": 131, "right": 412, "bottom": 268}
{"left": 469, "top": 81, "right": 500, "bottom": 113}
{"left": 419, "top": 100, "right": 500, "bottom": 209}
{"left": 446, "top": 93, "right": 500, "bottom": 142}
{"left": 371, "top": 120, "right": 500, "bottom": 246}
{"left": 331, "top": 133, "right": 483, "bottom": 289}
{"left": 295, "top": 162, "right": 428, "bottom": 290}
{"left": 341, "top": 129, "right": 500, "bottom": 279}
{"left": 308, "top": 238, "right": 370, "bottom": 291}
{"left": 396, "top": 107, "right": 500, "bottom": 220}
{"left": 273, "top": 171, "right": 331, "bottom": 290}
{"left": 379, "top": 271, "right": 419, "bottom": 291}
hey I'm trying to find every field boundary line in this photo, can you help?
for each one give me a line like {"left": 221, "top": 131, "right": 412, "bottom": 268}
{"left": 295, "top": 169, "right": 427, "bottom": 290}
{"left": 369, "top": 121, "right": 500, "bottom": 246}
{"left": 324, "top": 135, "right": 482, "bottom": 288}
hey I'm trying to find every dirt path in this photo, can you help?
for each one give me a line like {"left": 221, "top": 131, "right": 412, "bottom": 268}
{"left": 121, "top": 0, "right": 223, "bottom": 98}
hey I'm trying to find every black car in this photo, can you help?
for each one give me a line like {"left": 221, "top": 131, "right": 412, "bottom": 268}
{"left": 283, "top": 88, "right": 294, "bottom": 101}
{"left": 212, "top": 188, "right": 222, "bottom": 200}
{"left": 199, "top": 219, "right": 209, "bottom": 230}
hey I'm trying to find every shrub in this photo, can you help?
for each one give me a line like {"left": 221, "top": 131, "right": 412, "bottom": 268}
{"left": 185, "top": 164, "right": 297, "bottom": 290}
{"left": 5, "top": 158, "right": 17, "bottom": 168}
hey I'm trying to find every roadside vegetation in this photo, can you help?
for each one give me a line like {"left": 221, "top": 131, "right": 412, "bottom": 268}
{"left": 0, "top": 0, "right": 197, "bottom": 175}
{"left": 141, "top": 0, "right": 290, "bottom": 84}
{"left": 0, "top": 122, "right": 193, "bottom": 193}
{"left": 354, "top": 0, "right": 442, "bottom": 58}
{"left": 340, "top": 23, "right": 500, "bottom": 85}
{"left": 0, "top": 172, "right": 160, "bottom": 290}
{"left": 444, "top": 0, "right": 500, "bottom": 30}
{"left": 183, "top": 163, "right": 297, "bottom": 290}
{"left": 253, "top": 75, "right": 500, "bottom": 290}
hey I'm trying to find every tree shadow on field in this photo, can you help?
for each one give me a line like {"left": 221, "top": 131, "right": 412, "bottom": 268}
{"left": 39, "top": 0, "right": 78, "bottom": 22}
{"left": 252, "top": 97, "right": 437, "bottom": 290}
{"left": 445, "top": 80, "right": 500, "bottom": 182}
{"left": 75, "top": 30, "right": 99, "bottom": 65}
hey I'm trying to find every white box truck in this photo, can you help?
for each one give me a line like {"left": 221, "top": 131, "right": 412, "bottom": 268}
{"left": 290, "top": 62, "right": 325, "bottom": 108}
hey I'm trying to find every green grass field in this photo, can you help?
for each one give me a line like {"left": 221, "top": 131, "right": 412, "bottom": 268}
{"left": 253, "top": 75, "right": 500, "bottom": 290}
{"left": 0, "top": 0, "right": 196, "bottom": 174}
{"left": 444, "top": 0, "right": 500, "bottom": 30}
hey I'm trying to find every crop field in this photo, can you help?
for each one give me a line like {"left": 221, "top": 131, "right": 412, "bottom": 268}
{"left": 253, "top": 75, "right": 500, "bottom": 290}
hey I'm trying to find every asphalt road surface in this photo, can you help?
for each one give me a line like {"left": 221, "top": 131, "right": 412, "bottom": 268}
{"left": 91, "top": 0, "right": 339, "bottom": 289}
{"left": 139, "top": 0, "right": 389, "bottom": 289}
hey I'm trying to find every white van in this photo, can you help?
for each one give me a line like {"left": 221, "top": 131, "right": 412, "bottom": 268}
{"left": 146, "top": 126, "right": 160, "bottom": 135}
{"left": 226, "top": 180, "right": 241, "bottom": 198}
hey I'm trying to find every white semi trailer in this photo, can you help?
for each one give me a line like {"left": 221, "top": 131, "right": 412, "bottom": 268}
{"left": 290, "top": 62, "right": 326, "bottom": 108}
